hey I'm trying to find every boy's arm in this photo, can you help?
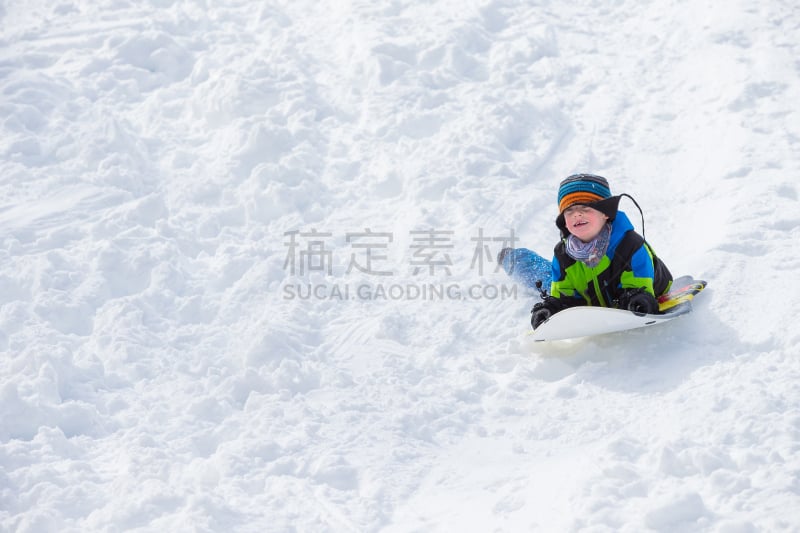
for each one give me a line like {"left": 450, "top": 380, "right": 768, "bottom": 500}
{"left": 620, "top": 246, "right": 656, "bottom": 297}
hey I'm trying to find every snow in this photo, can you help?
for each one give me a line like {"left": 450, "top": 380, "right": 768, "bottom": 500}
{"left": 2, "top": 0, "right": 800, "bottom": 531}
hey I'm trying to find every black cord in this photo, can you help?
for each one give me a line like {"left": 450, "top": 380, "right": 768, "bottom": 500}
{"left": 603, "top": 193, "right": 647, "bottom": 306}
{"left": 619, "top": 193, "right": 645, "bottom": 241}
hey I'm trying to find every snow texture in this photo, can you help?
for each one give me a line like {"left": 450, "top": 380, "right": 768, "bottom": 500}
{"left": 2, "top": 1, "right": 800, "bottom": 532}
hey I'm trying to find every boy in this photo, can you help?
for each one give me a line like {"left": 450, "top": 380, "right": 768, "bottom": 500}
{"left": 527, "top": 174, "right": 672, "bottom": 329}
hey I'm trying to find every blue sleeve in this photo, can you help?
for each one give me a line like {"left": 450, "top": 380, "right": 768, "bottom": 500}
{"left": 630, "top": 246, "right": 655, "bottom": 279}
{"left": 620, "top": 245, "right": 657, "bottom": 295}
{"left": 550, "top": 255, "right": 561, "bottom": 285}
{"left": 501, "top": 248, "right": 552, "bottom": 289}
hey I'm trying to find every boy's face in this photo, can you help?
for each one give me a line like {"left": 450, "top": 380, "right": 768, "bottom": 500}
{"left": 563, "top": 205, "right": 609, "bottom": 242}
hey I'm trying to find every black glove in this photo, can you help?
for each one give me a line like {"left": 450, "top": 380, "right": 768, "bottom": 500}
{"left": 530, "top": 297, "right": 565, "bottom": 330}
{"left": 618, "top": 288, "right": 658, "bottom": 316}
{"left": 530, "top": 305, "right": 551, "bottom": 330}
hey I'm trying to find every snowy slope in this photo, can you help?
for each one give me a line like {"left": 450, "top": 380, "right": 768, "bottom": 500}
{"left": 2, "top": 0, "right": 800, "bottom": 531}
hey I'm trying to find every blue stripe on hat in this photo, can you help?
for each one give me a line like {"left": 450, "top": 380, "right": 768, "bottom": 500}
{"left": 557, "top": 174, "right": 612, "bottom": 204}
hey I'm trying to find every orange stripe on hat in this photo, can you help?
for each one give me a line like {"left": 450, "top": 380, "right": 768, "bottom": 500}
{"left": 559, "top": 191, "right": 605, "bottom": 213}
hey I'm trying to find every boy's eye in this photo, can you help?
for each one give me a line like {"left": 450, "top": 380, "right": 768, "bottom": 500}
{"left": 566, "top": 206, "right": 589, "bottom": 215}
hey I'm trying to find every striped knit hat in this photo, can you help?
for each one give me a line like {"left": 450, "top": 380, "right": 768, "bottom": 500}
{"left": 555, "top": 173, "right": 621, "bottom": 234}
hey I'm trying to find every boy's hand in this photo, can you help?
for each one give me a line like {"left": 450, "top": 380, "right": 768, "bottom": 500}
{"left": 530, "top": 297, "right": 565, "bottom": 329}
{"left": 530, "top": 306, "right": 551, "bottom": 329}
{"left": 618, "top": 289, "right": 658, "bottom": 315}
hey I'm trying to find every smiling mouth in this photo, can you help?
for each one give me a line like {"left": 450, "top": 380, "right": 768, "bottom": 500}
{"left": 573, "top": 220, "right": 589, "bottom": 228}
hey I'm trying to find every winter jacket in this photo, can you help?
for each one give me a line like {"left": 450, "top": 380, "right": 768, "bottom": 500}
{"left": 550, "top": 211, "right": 672, "bottom": 307}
